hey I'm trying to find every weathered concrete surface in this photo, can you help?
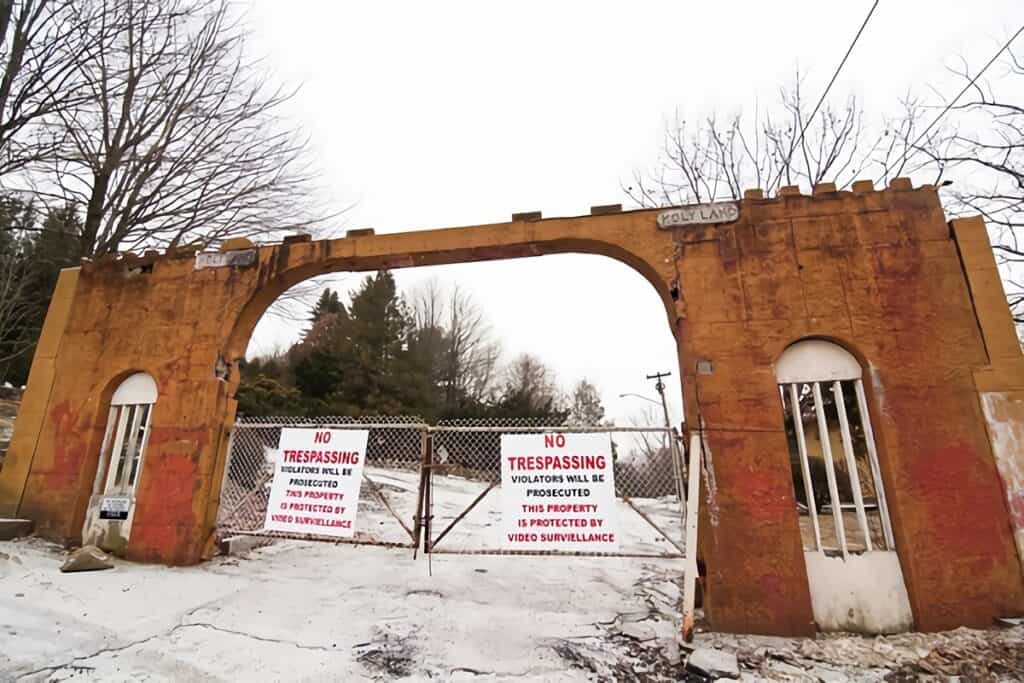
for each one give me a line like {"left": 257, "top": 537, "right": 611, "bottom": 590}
{"left": 0, "top": 180, "right": 1022, "bottom": 637}
{"left": 804, "top": 550, "right": 913, "bottom": 634}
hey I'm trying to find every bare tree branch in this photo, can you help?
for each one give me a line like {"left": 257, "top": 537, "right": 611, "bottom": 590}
{"left": 29, "top": 0, "right": 338, "bottom": 257}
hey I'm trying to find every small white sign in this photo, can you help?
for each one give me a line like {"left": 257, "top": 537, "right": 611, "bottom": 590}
{"left": 657, "top": 201, "right": 739, "bottom": 229}
{"left": 501, "top": 432, "right": 618, "bottom": 552}
{"left": 195, "top": 252, "right": 230, "bottom": 269}
{"left": 263, "top": 428, "right": 370, "bottom": 538}
{"left": 99, "top": 496, "right": 131, "bottom": 520}
{"left": 194, "top": 249, "right": 257, "bottom": 270}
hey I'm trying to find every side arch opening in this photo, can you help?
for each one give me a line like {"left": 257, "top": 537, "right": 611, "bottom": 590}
{"left": 81, "top": 371, "right": 160, "bottom": 556}
{"left": 775, "top": 338, "right": 912, "bottom": 634}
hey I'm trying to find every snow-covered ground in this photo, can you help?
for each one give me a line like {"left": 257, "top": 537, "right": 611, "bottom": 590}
{"left": 1, "top": 536, "right": 685, "bottom": 681}
{"left": 3, "top": 536, "right": 1024, "bottom": 681}
{"left": 4, "top": 465, "right": 1024, "bottom": 681}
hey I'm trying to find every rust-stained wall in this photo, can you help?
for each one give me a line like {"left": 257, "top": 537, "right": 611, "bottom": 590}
{"left": 1, "top": 180, "right": 1022, "bottom": 636}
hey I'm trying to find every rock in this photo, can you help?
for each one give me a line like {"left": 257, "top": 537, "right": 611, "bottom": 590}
{"left": 218, "top": 535, "right": 269, "bottom": 556}
{"left": 766, "top": 659, "right": 813, "bottom": 680}
{"left": 686, "top": 647, "right": 739, "bottom": 680}
{"left": 60, "top": 545, "right": 113, "bottom": 573}
{"left": 619, "top": 622, "right": 657, "bottom": 641}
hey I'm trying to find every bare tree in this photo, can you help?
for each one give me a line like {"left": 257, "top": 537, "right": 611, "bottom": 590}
{"left": 925, "top": 49, "right": 1024, "bottom": 325}
{"left": 0, "top": 0, "right": 92, "bottom": 180}
{"left": 411, "top": 278, "right": 501, "bottom": 410}
{"left": 495, "top": 352, "right": 565, "bottom": 418}
{"left": 566, "top": 379, "right": 605, "bottom": 427}
{"left": 33, "top": 0, "right": 332, "bottom": 257}
{"left": 625, "top": 72, "right": 940, "bottom": 208}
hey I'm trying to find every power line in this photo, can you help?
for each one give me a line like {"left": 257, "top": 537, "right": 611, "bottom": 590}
{"left": 786, "top": 0, "right": 880, "bottom": 168}
{"left": 904, "top": 22, "right": 1024, "bottom": 154}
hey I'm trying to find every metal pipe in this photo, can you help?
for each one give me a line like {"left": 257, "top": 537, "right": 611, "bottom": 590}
{"left": 680, "top": 430, "right": 703, "bottom": 642}
{"left": 832, "top": 380, "right": 872, "bottom": 551}
{"left": 622, "top": 496, "right": 686, "bottom": 556}
{"left": 855, "top": 380, "right": 895, "bottom": 549}
{"left": 362, "top": 473, "right": 416, "bottom": 542}
{"left": 430, "top": 483, "right": 496, "bottom": 551}
{"left": 788, "top": 383, "right": 822, "bottom": 551}
{"left": 812, "top": 382, "right": 848, "bottom": 558}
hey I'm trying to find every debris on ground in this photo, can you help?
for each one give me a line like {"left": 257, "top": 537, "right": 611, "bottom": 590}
{"left": 686, "top": 647, "right": 739, "bottom": 679}
{"left": 59, "top": 544, "right": 114, "bottom": 573}
{"left": 4, "top": 528, "right": 1024, "bottom": 680}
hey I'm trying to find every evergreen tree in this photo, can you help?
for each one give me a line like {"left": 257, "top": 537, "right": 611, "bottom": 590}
{"left": 235, "top": 374, "right": 301, "bottom": 416}
{"left": 309, "top": 287, "right": 343, "bottom": 323}
{"left": 321, "top": 271, "right": 424, "bottom": 416}
{"left": 0, "top": 200, "right": 82, "bottom": 384}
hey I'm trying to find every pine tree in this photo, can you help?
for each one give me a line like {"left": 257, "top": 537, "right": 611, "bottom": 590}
{"left": 309, "top": 288, "right": 343, "bottom": 323}
{"left": 326, "top": 271, "right": 423, "bottom": 415}
{"left": 0, "top": 201, "right": 82, "bottom": 384}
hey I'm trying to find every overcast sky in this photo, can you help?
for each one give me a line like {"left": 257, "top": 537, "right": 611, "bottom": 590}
{"left": 242, "top": 0, "right": 1022, "bottom": 426}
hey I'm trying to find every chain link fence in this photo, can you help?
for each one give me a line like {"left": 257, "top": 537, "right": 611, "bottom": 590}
{"left": 217, "top": 415, "right": 689, "bottom": 558}
{"left": 215, "top": 414, "right": 703, "bottom": 641}
{"left": 426, "top": 418, "right": 688, "bottom": 558}
{"left": 216, "top": 415, "right": 427, "bottom": 548}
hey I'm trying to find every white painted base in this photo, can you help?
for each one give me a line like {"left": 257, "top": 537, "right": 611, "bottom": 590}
{"left": 81, "top": 493, "right": 135, "bottom": 556}
{"left": 804, "top": 550, "right": 913, "bottom": 634}
{"left": 981, "top": 392, "right": 1024, "bottom": 570}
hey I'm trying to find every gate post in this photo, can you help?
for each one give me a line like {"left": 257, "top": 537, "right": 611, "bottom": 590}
{"left": 413, "top": 427, "right": 433, "bottom": 555}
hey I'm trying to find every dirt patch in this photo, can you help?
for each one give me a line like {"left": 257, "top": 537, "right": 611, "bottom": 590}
{"left": 353, "top": 626, "right": 420, "bottom": 678}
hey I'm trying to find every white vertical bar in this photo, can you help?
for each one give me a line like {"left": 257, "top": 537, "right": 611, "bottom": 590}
{"left": 812, "top": 382, "right": 848, "bottom": 559}
{"left": 215, "top": 426, "right": 238, "bottom": 526}
{"left": 855, "top": 379, "right": 895, "bottom": 550}
{"left": 116, "top": 405, "right": 145, "bottom": 493}
{"left": 833, "top": 381, "right": 872, "bottom": 552}
{"left": 789, "top": 383, "right": 821, "bottom": 551}
{"left": 680, "top": 431, "right": 703, "bottom": 643}
{"left": 128, "top": 403, "right": 155, "bottom": 492}
{"left": 103, "top": 407, "right": 132, "bottom": 494}
{"left": 91, "top": 407, "right": 118, "bottom": 495}
{"left": 667, "top": 427, "right": 687, "bottom": 534}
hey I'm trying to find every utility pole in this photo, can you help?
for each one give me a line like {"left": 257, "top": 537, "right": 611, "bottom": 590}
{"left": 645, "top": 371, "right": 673, "bottom": 436}
{"left": 647, "top": 371, "right": 687, "bottom": 514}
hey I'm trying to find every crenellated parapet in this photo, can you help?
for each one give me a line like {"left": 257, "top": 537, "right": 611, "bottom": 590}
{"left": 0, "top": 177, "right": 1021, "bottom": 637}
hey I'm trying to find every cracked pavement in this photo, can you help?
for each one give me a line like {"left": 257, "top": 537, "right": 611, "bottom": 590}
{"left": 5, "top": 537, "right": 1024, "bottom": 681}
{"left": 1, "top": 537, "right": 677, "bottom": 681}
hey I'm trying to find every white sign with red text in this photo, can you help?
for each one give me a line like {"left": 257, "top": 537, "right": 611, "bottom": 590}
{"left": 501, "top": 432, "right": 618, "bottom": 552}
{"left": 263, "top": 428, "right": 369, "bottom": 538}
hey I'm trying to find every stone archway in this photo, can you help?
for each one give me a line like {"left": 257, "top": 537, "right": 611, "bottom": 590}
{"left": 2, "top": 183, "right": 1023, "bottom": 637}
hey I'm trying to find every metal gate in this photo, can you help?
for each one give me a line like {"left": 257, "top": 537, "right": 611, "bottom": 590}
{"left": 425, "top": 418, "right": 690, "bottom": 559}
{"left": 216, "top": 416, "right": 427, "bottom": 549}
{"left": 215, "top": 415, "right": 704, "bottom": 638}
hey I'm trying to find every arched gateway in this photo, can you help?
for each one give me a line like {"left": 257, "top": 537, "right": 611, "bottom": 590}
{"left": 2, "top": 180, "right": 1023, "bottom": 637}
